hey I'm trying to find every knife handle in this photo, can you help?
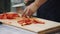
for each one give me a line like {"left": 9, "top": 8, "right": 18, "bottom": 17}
{"left": 0, "top": 22, "right": 3, "bottom": 25}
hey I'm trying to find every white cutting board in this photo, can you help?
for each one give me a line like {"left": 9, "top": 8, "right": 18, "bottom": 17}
{"left": 0, "top": 18, "right": 60, "bottom": 33}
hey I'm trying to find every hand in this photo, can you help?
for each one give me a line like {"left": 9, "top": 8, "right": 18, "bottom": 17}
{"left": 22, "top": 4, "right": 35, "bottom": 17}
{"left": 23, "top": 0, "right": 47, "bottom": 17}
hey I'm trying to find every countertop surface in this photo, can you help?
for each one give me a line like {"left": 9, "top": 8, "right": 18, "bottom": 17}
{"left": 0, "top": 24, "right": 60, "bottom": 34}
{"left": 0, "top": 24, "right": 36, "bottom": 34}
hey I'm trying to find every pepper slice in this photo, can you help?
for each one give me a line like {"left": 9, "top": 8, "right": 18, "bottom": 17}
{"left": 18, "top": 18, "right": 45, "bottom": 26}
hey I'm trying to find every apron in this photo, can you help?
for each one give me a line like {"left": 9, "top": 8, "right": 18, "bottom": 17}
{"left": 37, "top": 0, "right": 60, "bottom": 22}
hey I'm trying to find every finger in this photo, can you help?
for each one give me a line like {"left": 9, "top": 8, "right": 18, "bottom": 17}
{"left": 27, "top": 9, "right": 33, "bottom": 17}
{"left": 23, "top": 8, "right": 27, "bottom": 15}
{"left": 22, "top": 8, "right": 28, "bottom": 17}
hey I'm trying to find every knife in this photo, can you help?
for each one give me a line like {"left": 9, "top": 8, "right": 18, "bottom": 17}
{"left": 0, "top": 22, "right": 3, "bottom": 25}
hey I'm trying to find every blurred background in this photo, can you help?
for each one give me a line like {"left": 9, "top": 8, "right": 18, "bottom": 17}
{"left": 0, "top": 0, "right": 37, "bottom": 16}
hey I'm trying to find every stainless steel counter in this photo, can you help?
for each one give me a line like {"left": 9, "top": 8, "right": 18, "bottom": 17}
{"left": 0, "top": 24, "right": 36, "bottom": 34}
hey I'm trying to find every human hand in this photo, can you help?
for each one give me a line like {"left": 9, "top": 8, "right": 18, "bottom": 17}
{"left": 22, "top": 6, "right": 33, "bottom": 17}
{"left": 23, "top": 0, "right": 46, "bottom": 17}
{"left": 22, "top": 1, "right": 39, "bottom": 17}
{"left": 22, "top": 3, "right": 35, "bottom": 17}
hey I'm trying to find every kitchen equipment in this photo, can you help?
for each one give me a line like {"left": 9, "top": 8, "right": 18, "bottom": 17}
{"left": 24, "top": 0, "right": 35, "bottom": 6}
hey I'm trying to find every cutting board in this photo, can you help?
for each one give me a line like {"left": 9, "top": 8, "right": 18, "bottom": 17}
{"left": 0, "top": 18, "right": 60, "bottom": 33}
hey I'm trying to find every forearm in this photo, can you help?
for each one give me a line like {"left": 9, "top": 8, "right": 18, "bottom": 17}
{"left": 35, "top": 0, "right": 47, "bottom": 7}
{"left": 31, "top": 0, "right": 47, "bottom": 12}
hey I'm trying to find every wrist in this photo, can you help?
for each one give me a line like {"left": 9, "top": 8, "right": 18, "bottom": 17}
{"left": 34, "top": 0, "right": 47, "bottom": 7}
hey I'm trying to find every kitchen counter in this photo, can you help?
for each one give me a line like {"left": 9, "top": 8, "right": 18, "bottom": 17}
{"left": 0, "top": 24, "right": 36, "bottom": 34}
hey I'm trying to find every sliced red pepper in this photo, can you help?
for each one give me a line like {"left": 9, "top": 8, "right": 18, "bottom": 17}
{"left": 33, "top": 19, "right": 45, "bottom": 24}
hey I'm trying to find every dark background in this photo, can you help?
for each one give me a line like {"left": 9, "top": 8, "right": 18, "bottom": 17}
{"left": 0, "top": 0, "right": 11, "bottom": 14}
